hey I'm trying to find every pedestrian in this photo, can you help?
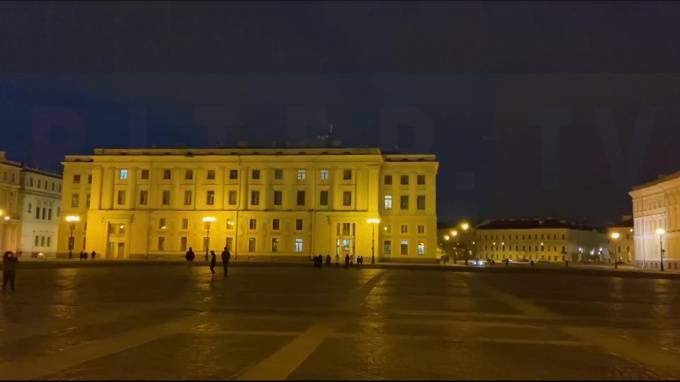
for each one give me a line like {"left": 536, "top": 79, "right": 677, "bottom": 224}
{"left": 91, "top": 251, "right": 96, "bottom": 260}
{"left": 326, "top": 254, "right": 331, "bottom": 266}
{"left": 221, "top": 246, "right": 231, "bottom": 277}
{"left": 2, "top": 251, "right": 18, "bottom": 293}
{"left": 79, "top": 251, "right": 83, "bottom": 260}
{"left": 209, "top": 250, "right": 217, "bottom": 274}
{"left": 186, "top": 247, "right": 195, "bottom": 262}
{"left": 345, "top": 253, "right": 350, "bottom": 268}
{"left": 84, "top": 251, "right": 88, "bottom": 260}
{"left": 530, "top": 260, "right": 534, "bottom": 267}
{"left": 335, "top": 254, "right": 340, "bottom": 268}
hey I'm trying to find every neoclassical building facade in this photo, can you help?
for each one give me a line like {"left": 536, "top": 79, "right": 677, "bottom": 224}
{"left": 57, "top": 148, "right": 438, "bottom": 262}
{"left": 475, "top": 218, "right": 608, "bottom": 263}
{"left": 630, "top": 172, "right": 680, "bottom": 270}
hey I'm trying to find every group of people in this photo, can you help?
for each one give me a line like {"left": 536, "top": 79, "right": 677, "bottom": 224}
{"left": 312, "top": 253, "right": 366, "bottom": 268}
{"left": 2, "top": 251, "right": 19, "bottom": 293}
{"left": 184, "top": 246, "right": 231, "bottom": 277}
{"left": 78, "top": 251, "right": 97, "bottom": 260}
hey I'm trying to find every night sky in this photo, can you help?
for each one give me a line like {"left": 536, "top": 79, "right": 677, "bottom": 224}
{"left": 1, "top": 2, "right": 680, "bottom": 227}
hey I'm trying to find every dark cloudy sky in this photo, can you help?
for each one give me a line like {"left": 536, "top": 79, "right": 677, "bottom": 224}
{"left": 1, "top": 1, "right": 679, "bottom": 226}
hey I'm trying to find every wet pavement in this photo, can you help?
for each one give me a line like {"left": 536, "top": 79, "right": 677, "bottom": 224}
{"left": 1, "top": 264, "right": 680, "bottom": 380}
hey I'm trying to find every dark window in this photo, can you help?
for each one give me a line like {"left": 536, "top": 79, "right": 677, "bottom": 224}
{"left": 163, "top": 169, "right": 172, "bottom": 180}
{"left": 343, "top": 191, "right": 352, "bottom": 206}
{"left": 73, "top": 174, "right": 80, "bottom": 184}
{"left": 207, "top": 170, "right": 215, "bottom": 180}
{"left": 401, "top": 175, "right": 409, "bottom": 185}
{"left": 417, "top": 175, "right": 425, "bottom": 185}
{"left": 274, "top": 169, "right": 283, "bottom": 180}
{"left": 272, "top": 219, "right": 280, "bottom": 230}
{"left": 297, "top": 190, "right": 305, "bottom": 206}
{"left": 206, "top": 190, "right": 215, "bottom": 205}
{"left": 251, "top": 190, "right": 260, "bottom": 205}
{"left": 384, "top": 175, "right": 392, "bottom": 185}
{"left": 400, "top": 195, "right": 409, "bottom": 209}
{"left": 185, "top": 170, "right": 193, "bottom": 180}
{"left": 162, "top": 190, "right": 170, "bottom": 205}
{"left": 343, "top": 169, "right": 352, "bottom": 180}
{"left": 228, "top": 191, "right": 237, "bottom": 205}
{"left": 184, "top": 190, "right": 192, "bottom": 205}
{"left": 296, "top": 219, "right": 303, "bottom": 230}
{"left": 319, "top": 190, "right": 329, "bottom": 206}
{"left": 229, "top": 170, "right": 238, "bottom": 180}
{"left": 141, "top": 170, "right": 149, "bottom": 180}
{"left": 139, "top": 190, "right": 148, "bottom": 205}
{"left": 417, "top": 195, "right": 426, "bottom": 210}
{"left": 273, "top": 190, "right": 282, "bottom": 205}
{"left": 251, "top": 169, "right": 260, "bottom": 180}
{"left": 249, "top": 219, "right": 256, "bottom": 230}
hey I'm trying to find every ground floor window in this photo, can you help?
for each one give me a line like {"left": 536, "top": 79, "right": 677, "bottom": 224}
{"left": 384, "top": 240, "right": 392, "bottom": 255}
{"left": 248, "top": 237, "right": 256, "bottom": 252}
{"left": 400, "top": 240, "right": 408, "bottom": 255}
{"left": 180, "top": 237, "right": 187, "bottom": 252}
{"left": 417, "top": 242, "right": 425, "bottom": 255}
{"left": 225, "top": 237, "right": 233, "bottom": 251}
{"left": 295, "top": 238, "right": 304, "bottom": 253}
{"left": 272, "top": 238, "right": 279, "bottom": 252}
{"left": 158, "top": 237, "right": 165, "bottom": 251}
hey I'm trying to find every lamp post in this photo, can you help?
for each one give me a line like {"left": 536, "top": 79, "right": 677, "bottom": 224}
{"left": 65, "top": 215, "right": 80, "bottom": 259}
{"left": 610, "top": 232, "right": 620, "bottom": 269}
{"left": 366, "top": 218, "right": 380, "bottom": 264}
{"left": 656, "top": 228, "right": 666, "bottom": 271}
{"left": 203, "top": 216, "right": 216, "bottom": 262}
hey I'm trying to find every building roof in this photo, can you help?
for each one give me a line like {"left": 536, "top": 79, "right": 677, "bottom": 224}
{"left": 476, "top": 218, "right": 599, "bottom": 232}
{"left": 65, "top": 147, "right": 437, "bottom": 162}
{"left": 21, "top": 167, "right": 62, "bottom": 180}
{"left": 631, "top": 170, "right": 680, "bottom": 191}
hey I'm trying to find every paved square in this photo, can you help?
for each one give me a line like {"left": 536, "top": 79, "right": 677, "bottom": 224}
{"left": 1, "top": 264, "right": 680, "bottom": 380}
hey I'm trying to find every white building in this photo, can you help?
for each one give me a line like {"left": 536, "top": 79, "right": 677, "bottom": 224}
{"left": 18, "top": 168, "right": 62, "bottom": 258}
{"left": 630, "top": 172, "right": 680, "bottom": 270}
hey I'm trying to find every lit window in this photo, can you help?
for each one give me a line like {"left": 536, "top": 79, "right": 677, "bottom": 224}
{"left": 159, "top": 218, "right": 166, "bottom": 230}
{"left": 119, "top": 169, "right": 128, "bottom": 180}
{"left": 384, "top": 195, "right": 392, "bottom": 210}
{"left": 320, "top": 169, "right": 329, "bottom": 181}
{"left": 417, "top": 242, "right": 425, "bottom": 255}
{"left": 295, "top": 238, "right": 304, "bottom": 253}
{"left": 272, "top": 238, "right": 279, "bottom": 252}
{"left": 297, "top": 169, "right": 306, "bottom": 181}
{"left": 226, "top": 219, "right": 234, "bottom": 230}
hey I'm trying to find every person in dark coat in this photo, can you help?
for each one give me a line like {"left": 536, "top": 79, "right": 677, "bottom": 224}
{"left": 221, "top": 247, "right": 231, "bottom": 277}
{"left": 84, "top": 251, "right": 88, "bottom": 260}
{"left": 91, "top": 251, "right": 96, "bottom": 260}
{"left": 185, "top": 247, "right": 195, "bottom": 262}
{"left": 345, "top": 253, "right": 350, "bottom": 268}
{"left": 326, "top": 254, "right": 331, "bottom": 266}
{"left": 3, "top": 251, "right": 18, "bottom": 293}
{"left": 209, "top": 250, "right": 217, "bottom": 274}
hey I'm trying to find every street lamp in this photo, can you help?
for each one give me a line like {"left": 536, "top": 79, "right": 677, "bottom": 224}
{"left": 656, "top": 228, "right": 666, "bottom": 271}
{"left": 610, "top": 232, "right": 620, "bottom": 269}
{"left": 65, "top": 215, "right": 81, "bottom": 259}
{"left": 366, "top": 218, "right": 380, "bottom": 264}
{"left": 203, "top": 216, "right": 216, "bottom": 261}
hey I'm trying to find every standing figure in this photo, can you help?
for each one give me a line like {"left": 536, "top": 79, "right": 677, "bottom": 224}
{"left": 221, "top": 247, "right": 231, "bottom": 277}
{"left": 326, "top": 254, "right": 331, "bottom": 266}
{"left": 2, "top": 251, "right": 19, "bottom": 293}
{"left": 91, "top": 251, "right": 96, "bottom": 260}
{"left": 345, "top": 253, "right": 350, "bottom": 268}
{"left": 209, "top": 250, "right": 217, "bottom": 274}
{"left": 335, "top": 254, "right": 340, "bottom": 268}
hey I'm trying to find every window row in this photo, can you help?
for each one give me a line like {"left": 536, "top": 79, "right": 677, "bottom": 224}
{"left": 480, "top": 233, "right": 566, "bottom": 241}
{"left": 482, "top": 244, "right": 567, "bottom": 253}
{"left": 33, "top": 235, "right": 52, "bottom": 248}
{"left": 156, "top": 217, "right": 307, "bottom": 232}
{"left": 114, "top": 168, "right": 355, "bottom": 182}
{"left": 160, "top": 235, "right": 305, "bottom": 253}
{"left": 383, "top": 195, "right": 427, "bottom": 210}
{"left": 27, "top": 203, "right": 55, "bottom": 220}
{"left": 383, "top": 240, "right": 426, "bottom": 255}
{"left": 384, "top": 174, "right": 426, "bottom": 186}
{"left": 28, "top": 177, "right": 61, "bottom": 192}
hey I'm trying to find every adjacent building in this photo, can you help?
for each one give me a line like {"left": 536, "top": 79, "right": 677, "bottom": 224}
{"left": 18, "top": 168, "right": 62, "bottom": 257}
{"left": 607, "top": 216, "right": 634, "bottom": 264}
{"left": 0, "top": 151, "right": 62, "bottom": 257}
{"left": 0, "top": 152, "right": 21, "bottom": 253}
{"left": 630, "top": 172, "right": 680, "bottom": 270}
{"left": 57, "top": 148, "right": 439, "bottom": 262}
{"left": 475, "top": 218, "right": 608, "bottom": 263}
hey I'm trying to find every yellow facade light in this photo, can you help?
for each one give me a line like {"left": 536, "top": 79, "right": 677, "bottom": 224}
{"left": 611, "top": 232, "right": 620, "bottom": 240}
{"left": 461, "top": 222, "right": 470, "bottom": 231}
{"left": 443, "top": 235, "right": 450, "bottom": 241}
{"left": 451, "top": 230, "right": 458, "bottom": 237}
{"left": 656, "top": 228, "right": 666, "bottom": 235}
{"left": 202, "top": 216, "right": 217, "bottom": 223}
{"left": 366, "top": 218, "right": 381, "bottom": 224}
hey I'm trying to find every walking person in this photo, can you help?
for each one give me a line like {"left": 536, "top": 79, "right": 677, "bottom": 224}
{"left": 345, "top": 253, "right": 350, "bottom": 268}
{"left": 84, "top": 251, "right": 88, "bottom": 260}
{"left": 326, "top": 254, "right": 331, "bottom": 267}
{"left": 221, "top": 246, "right": 231, "bottom": 277}
{"left": 185, "top": 247, "right": 195, "bottom": 274}
{"left": 91, "top": 251, "right": 96, "bottom": 261}
{"left": 335, "top": 254, "right": 340, "bottom": 268}
{"left": 2, "top": 251, "right": 18, "bottom": 293}
{"left": 209, "top": 250, "right": 217, "bottom": 275}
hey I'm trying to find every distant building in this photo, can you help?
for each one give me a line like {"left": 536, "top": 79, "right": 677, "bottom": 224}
{"left": 475, "top": 218, "right": 608, "bottom": 263}
{"left": 18, "top": 168, "right": 62, "bottom": 257}
{"left": 0, "top": 152, "right": 21, "bottom": 253}
{"left": 607, "top": 216, "right": 634, "bottom": 264}
{"left": 57, "top": 148, "right": 439, "bottom": 263}
{"left": 630, "top": 172, "right": 680, "bottom": 270}
{"left": 0, "top": 151, "right": 62, "bottom": 257}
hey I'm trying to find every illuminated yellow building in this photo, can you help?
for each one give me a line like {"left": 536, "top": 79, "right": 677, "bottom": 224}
{"left": 57, "top": 148, "right": 438, "bottom": 263}
{"left": 607, "top": 216, "right": 634, "bottom": 264}
{"left": 476, "top": 218, "right": 608, "bottom": 263}
{"left": 630, "top": 172, "right": 680, "bottom": 270}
